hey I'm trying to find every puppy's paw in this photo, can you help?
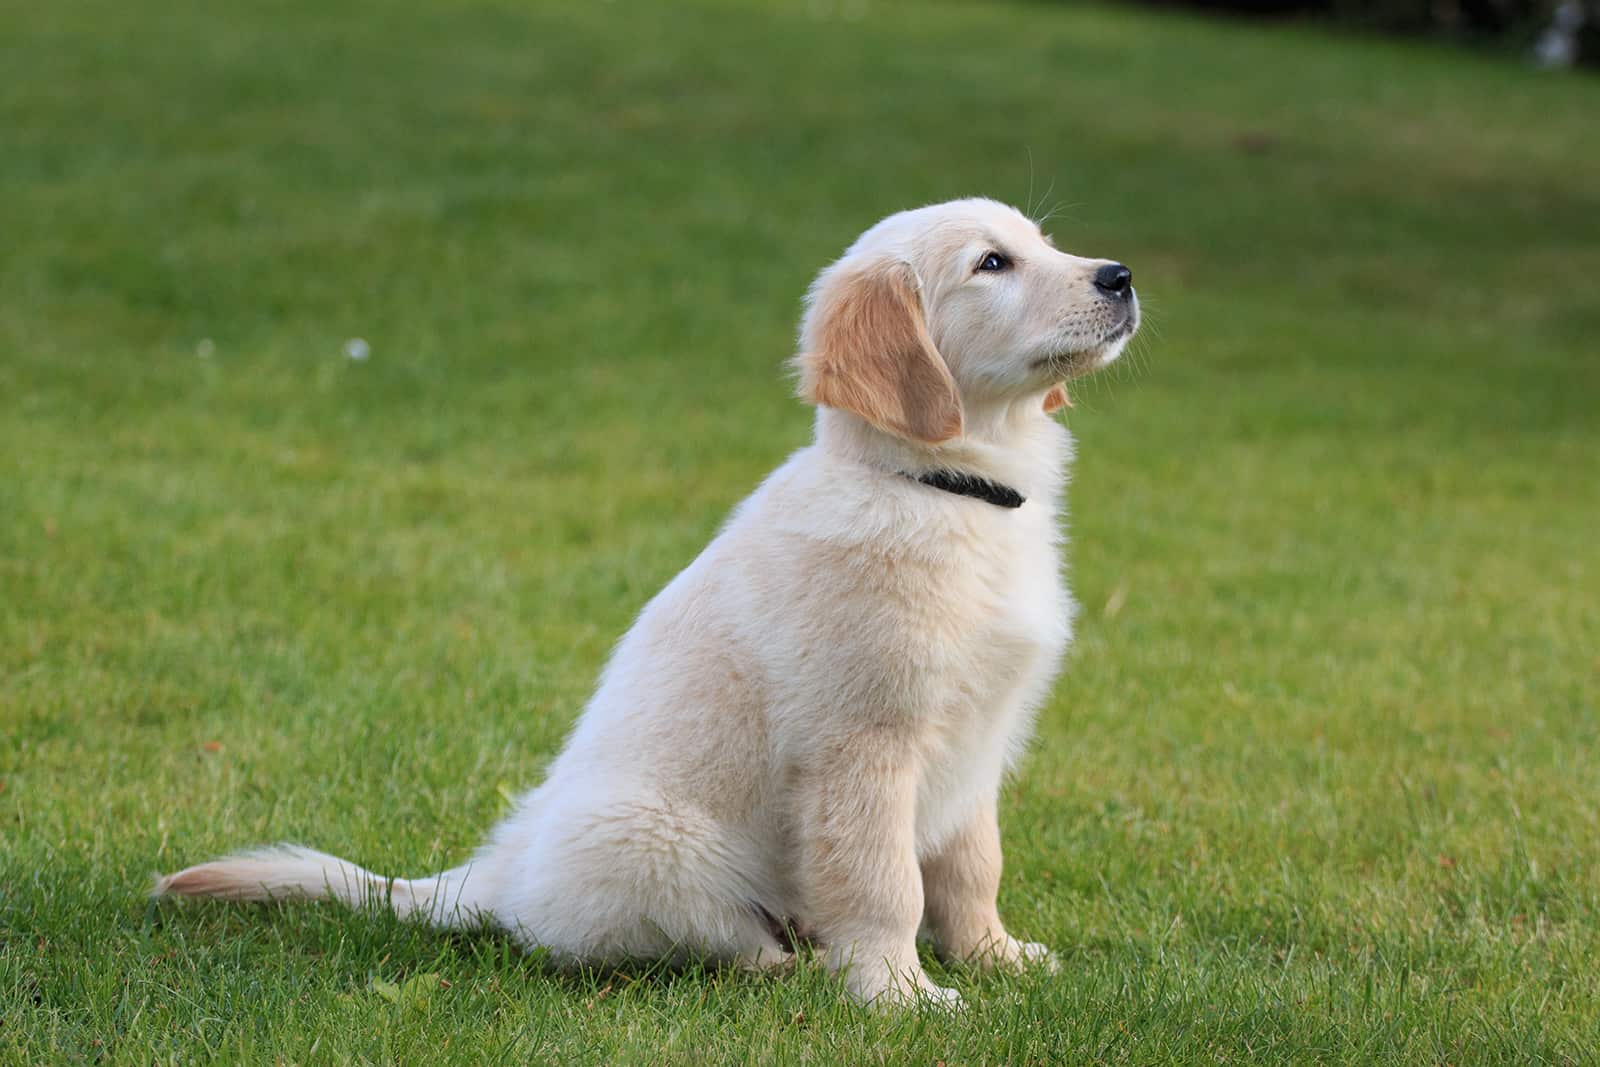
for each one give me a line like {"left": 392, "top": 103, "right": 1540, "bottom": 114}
{"left": 1010, "top": 939, "right": 1059, "bottom": 974}
{"left": 868, "top": 978, "right": 964, "bottom": 1013}
{"left": 956, "top": 933, "right": 1059, "bottom": 973}
{"left": 907, "top": 981, "right": 965, "bottom": 1012}
{"left": 849, "top": 963, "right": 964, "bottom": 1012}
{"left": 736, "top": 944, "right": 796, "bottom": 974}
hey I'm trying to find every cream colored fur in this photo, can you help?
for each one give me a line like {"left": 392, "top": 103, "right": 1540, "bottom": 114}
{"left": 156, "top": 198, "right": 1140, "bottom": 1009}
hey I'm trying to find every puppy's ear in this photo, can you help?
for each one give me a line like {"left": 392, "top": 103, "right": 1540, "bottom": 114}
{"left": 794, "top": 256, "right": 963, "bottom": 444}
{"left": 1042, "top": 384, "right": 1071, "bottom": 413}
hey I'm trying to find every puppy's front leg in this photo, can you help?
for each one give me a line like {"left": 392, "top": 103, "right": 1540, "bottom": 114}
{"left": 921, "top": 803, "right": 1056, "bottom": 971}
{"left": 796, "top": 729, "right": 959, "bottom": 1009}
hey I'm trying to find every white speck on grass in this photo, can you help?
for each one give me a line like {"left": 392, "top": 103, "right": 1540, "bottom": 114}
{"left": 196, "top": 338, "right": 215, "bottom": 359}
{"left": 344, "top": 338, "right": 370, "bottom": 361}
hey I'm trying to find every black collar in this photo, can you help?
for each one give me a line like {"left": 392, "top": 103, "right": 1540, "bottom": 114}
{"left": 902, "top": 468, "right": 1025, "bottom": 509}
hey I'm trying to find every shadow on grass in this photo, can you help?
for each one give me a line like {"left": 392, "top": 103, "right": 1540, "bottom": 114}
{"left": 140, "top": 894, "right": 803, "bottom": 1002}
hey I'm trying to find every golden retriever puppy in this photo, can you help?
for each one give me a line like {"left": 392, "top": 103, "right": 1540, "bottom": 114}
{"left": 156, "top": 198, "right": 1140, "bottom": 1008}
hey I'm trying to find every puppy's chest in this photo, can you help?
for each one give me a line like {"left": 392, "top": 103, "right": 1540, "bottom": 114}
{"left": 994, "top": 543, "right": 1070, "bottom": 653}
{"left": 907, "top": 522, "right": 1069, "bottom": 851}
{"left": 933, "top": 518, "right": 1070, "bottom": 681}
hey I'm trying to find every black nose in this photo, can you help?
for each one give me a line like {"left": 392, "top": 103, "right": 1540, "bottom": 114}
{"left": 1094, "top": 262, "right": 1133, "bottom": 298}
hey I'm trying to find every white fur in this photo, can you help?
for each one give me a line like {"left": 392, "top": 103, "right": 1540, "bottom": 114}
{"left": 156, "top": 199, "right": 1139, "bottom": 1009}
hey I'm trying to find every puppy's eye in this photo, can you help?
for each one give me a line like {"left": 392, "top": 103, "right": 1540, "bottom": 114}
{"left": 976, "top": 251, "right": 1011, "bottom": 273}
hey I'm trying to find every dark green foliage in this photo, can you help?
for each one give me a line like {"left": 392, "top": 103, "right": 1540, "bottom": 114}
{"left": 1132, "top": 0, "right": 1594, "bottom": 64}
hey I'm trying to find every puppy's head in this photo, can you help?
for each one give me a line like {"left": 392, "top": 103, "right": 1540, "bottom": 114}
{"left": 794, "top": 198, "right": 1138, "bottom": 444}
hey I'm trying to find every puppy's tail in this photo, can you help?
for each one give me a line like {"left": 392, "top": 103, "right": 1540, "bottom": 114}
{"left": 153, "top": 845, "right": 490, "bottom": 929}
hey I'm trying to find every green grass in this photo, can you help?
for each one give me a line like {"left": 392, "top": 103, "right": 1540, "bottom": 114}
{"left": 2, "top": 0, "right": 1598, "bottom": 1061}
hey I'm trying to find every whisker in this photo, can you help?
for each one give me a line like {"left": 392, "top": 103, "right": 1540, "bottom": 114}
{"left": 1032, "top": 178, "right": 1060, "bottom": 227}
{"left": 1024, "top": 147, "right": 1038, "bottom": 219}
{"left": 1036, "top": 198, "right": 1083, "bottom": 230}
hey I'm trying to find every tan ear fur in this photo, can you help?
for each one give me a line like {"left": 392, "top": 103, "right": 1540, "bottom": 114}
{"left": 795, "top": 258, "right": 963, "bottom": 444}
{"left": 1042, "top": 384, "right": 1071, "bottom": 413}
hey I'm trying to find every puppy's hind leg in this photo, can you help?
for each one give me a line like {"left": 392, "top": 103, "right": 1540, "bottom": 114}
{"left": 730, "top": 902, "right": 797, "bottom": 974}
{"left": 499, "top": 790, "right": 789, "bottom": 973}
{"left": 734, "top": 941, "right": 796, "bottom": 974}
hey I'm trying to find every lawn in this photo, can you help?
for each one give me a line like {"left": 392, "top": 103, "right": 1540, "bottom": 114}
{"left": 2, "top": 0, "right": 1598, "bottom": 1061}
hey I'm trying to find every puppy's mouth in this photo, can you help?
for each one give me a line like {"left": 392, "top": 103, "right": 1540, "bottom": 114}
{"left": 1099, "top": 309, "right": 1138, "bottom": 347}
{"left": 1037, "top": 294, "right": 1140, "bottom": 376}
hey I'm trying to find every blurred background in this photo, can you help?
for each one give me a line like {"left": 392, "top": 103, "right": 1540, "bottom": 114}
{"left": 2, "top": 0, "right": 1597, "bottom": 1061}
